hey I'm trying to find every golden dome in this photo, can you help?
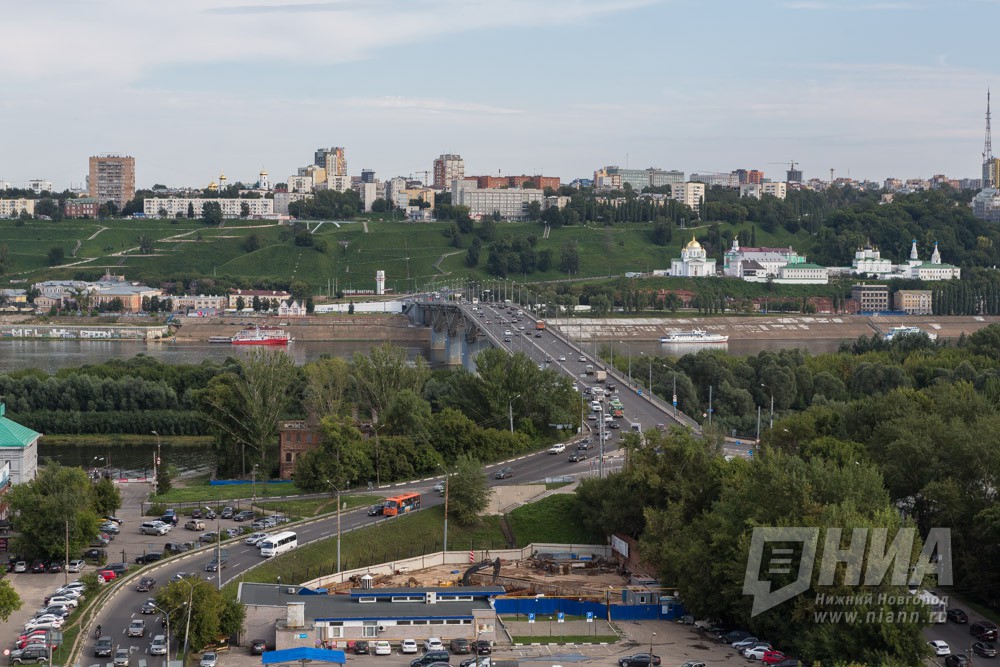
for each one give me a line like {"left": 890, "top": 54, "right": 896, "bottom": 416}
{"left": 686, "top": 236, "right": 702, "bottom": 250}
{"left": 207, "top": 181, "right": 218, "bottom": 190}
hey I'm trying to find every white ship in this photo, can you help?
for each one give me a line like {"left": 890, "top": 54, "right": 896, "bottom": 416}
{"left": 883, "top": 326, "right": 938, "bottom": 342}
{"left": 660, "top": 329, "right": 729, "bottom": 344}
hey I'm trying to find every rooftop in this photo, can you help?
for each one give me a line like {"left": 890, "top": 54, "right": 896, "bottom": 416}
{"left": 0, "top": 405, "right": 41, "bottom": 449}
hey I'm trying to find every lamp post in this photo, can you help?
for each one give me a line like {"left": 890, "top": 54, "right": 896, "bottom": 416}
{"left": 508, "top": 394, "right": 522, "bottom": 434}
{"left": 326, "top": 479, "right": 346, "bottom": 574}
{"left": 761, "top": 383, "right": 774, "bottom": 431}
{"left": 177, "top": 575, "right": 196, "bottom": 661}
{"left": 649, "top": 632, "right": 656, "bottom": 662}
{"left": 151, "top": 430, "right": 161, "bottom": 483}
{"left": 621, "top": 341, "right": 632, "bottom": 385}
{"left": 437, "top": 464, "right": 450, "bottom": 553}
{"left": 151, "top": 601, "right": 185, "bottom": 666}
{"left": 251, "top": 464, "right": 259, "bottom": 506}
{"left": 89, "top": 456, "right": 104, "bottom": 480}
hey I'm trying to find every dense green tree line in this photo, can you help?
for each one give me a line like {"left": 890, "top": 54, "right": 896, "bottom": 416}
{"left": 13, "top": 409, "right": 204, "bottom": 436}
{"left": 579, "top": 324, "right": 1000, "bottom": 665}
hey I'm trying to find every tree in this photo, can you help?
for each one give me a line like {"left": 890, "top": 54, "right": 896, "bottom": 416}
{"left": 526, "top": 200, "right": 542, "bottom": 221}
{"left": 293, "top": 416, "right": 373, "bottom": 489}
{"left": 559, "top": 240, "right": 579, "bottom": 274}
{"left": 137, "top": 235, "right": 155, "bottom": 254}
{"left": 187, "top": 202, "right": 195, "bottom": 219}
{"left": 47, "top": 246, "right": 65, "bottom": 266}
{"left": 0, "top": 244, "right": 9, "bottom": 275}
{"left": 448, "top": 454, "right": 489, "bottom": 526}
{"left": 0, "top": 580, "right": 22, "bottom": 623}
{"left": 199, "top": 349, "right": 297, "bottom": 476}
{"left": 235, "top": 296, "right": 246, "bottom": 311}
{"left": 240, "top": 202, "right": 250, "bottom": 218}
{"left": 201, "top": 201, "right": 223, "bottom": 226}
{"left": 243, "top": 234, "right": 260, "bottom": 253}
{"left": 92, "top": 477, "right": 122, "bottom": 517}
{"left": 156, "top": 577, "right": 245, "bottom": 652}
{"left": 348, "top": 300, "right": 355, "bottom": 315}
{"left": 156, "top": 458, "right": 172, "bottom": 495}
{"left": 302, "top": 357, "right": 351, "bottom": 421}
{"left": 351, "top": 344, "right": 430, "bottom": 419}
{"left": 465, "top": 242, "right": 480, "bottom": 267}
{"left": 6, "top": 464, "right": 101, "bottom": 558}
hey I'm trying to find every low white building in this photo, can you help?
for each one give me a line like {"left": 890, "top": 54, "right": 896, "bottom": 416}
{"left": 451, "top": 179, "right": 543, "bottom": 221}
{"left": 740, "top": 182, "right": 787, "bottom": 200}
{"left": 851, "top": 243, "right": 893, "bottom": 275}
{"left": 144, "top": 198, "right": 275, "bottom": 219}
{"left": 174, "top": 295, "right": 228, "bottom": 311}
{"left": 273, "top": 192, "right": 312, "bottom": 216}
{"left": 900, "top": 241, "right": 961, "bottom": 281}
{"left": 0, "top": 404, "right": 40, "bottom": 488}
{"left": 723, "top": 239, "right": 806, "bottom": 278}
{"left": 777, "top": 263, "right": 829, "bottom": 284}
{"left": 0, "top": 199, "right": 35, "bottom": 218}
{"left": 278, "top": 299, "right": 307, "bottom": 317}
{"left": 670, "top": 236, "right": 716, "bottom": 277}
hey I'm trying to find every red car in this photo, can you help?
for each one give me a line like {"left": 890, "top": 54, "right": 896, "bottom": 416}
{"left": 762, "top": 651, "right": 787, "bottom": 665}
{"left": 98, "top": 569, "right": 117, "bottom": 582}
{"left": 17, "top": 630, "right": 49, "bottom": 644}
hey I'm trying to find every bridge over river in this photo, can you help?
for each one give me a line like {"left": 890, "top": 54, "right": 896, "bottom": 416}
{"left": 405, "top": 297, "right": 754, "bottom": 459}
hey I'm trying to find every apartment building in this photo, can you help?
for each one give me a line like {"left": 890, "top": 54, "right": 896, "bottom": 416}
{"left": 851, "top": 283, "right": 890, "bottom": 312}
{"left": 670, "top": 182, "right": 705, "bottom": 209}
{"left": 88, "top": 155, "right": 136, "bottom": 209}
{"left": 143, "top": 198, "right": 275, "bottom": 218}
{"left": 0, "top": 199, "right": 35, "bottom": 218}
{"left": 63, "top": 197, "right": 100, "bottom": 218}
{"left": 893, "top": 290, "right": 933, "bottom": 315}
{"left": 451, "top": 179, "right": 543, "bottom": 220}
{"left": 433, "top": 154, "right": 465, "bottom": 190}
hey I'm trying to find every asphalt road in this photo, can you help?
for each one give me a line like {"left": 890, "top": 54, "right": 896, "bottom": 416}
{"left": 86, "top": 440, "right": 621, "bottom": 665}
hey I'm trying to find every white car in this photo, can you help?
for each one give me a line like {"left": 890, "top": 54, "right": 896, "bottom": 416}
{"left": 67, "top": 559, "right": 85, "bottom": 573}
{"left": 150, "top": 635, "right": 168, "bottom": 656}
{"left": 46, "top": 595, "right": 78, "bottom": 608}
{"left": 373, "top": 640, "right": 392, "bottom": 656}
{"left": 928, "top": 640, "right": 951, "bottom": 656}
{"left": 547, "top": 443, "right": 566, "bottom": 454}
{"left": 433, "top": 481, "right": 445, "bottom": 494}
{"left": 424, "top": 638, "right": 444, "bottom": 652}
{"left": 401, "top": 639, "right": 418, "bottom": 654}
{"left": 245, "top": 532, "right": 269, "bottom": 546}
{"left": 24, "top": 615, "right": 64, "bottom": 631}
{"left": 558, "top": 355, "right": 566, "bottom": 361}
{"left": 743, "top": 645, "right": 772, "bottom": 659}
{"left": 579, "top": 355, "right": 586, "bottom": 362}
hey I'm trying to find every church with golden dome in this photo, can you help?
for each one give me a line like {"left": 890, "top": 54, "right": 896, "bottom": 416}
{"left": 670, "top": 235, "right": 717, "bottom": 277}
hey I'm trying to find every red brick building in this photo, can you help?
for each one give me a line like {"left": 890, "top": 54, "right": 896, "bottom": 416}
{"left": 471, "top": 175, "right": 560, "bottom": 190}
{"left": 63, "top": 197, "right": 100, "bottom": 218}
{"left": 278, "top": 420, "right": 322, "bottom": 480}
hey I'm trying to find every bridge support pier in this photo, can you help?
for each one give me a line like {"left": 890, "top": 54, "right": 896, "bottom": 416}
{"left": 446, "top": 336, "right": 463, "bottom": 365}
{"left": 430, "top": 328, "right": 447, "bottom": 351}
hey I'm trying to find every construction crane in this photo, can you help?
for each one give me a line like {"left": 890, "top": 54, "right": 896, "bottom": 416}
{"left": 408, "top": 170, "right": 431, "bottom": 186}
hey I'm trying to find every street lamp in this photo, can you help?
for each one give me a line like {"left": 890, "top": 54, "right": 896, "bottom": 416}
{"left": 326, "top": 479, "right": 346, "bottom": 574}
{"left": 151, "top": 430, "right": 161, "bottom": 482}
{"left": 437, "top": 464, "right": 450, "bottom": 553}
{"left": 761, "top": 384, "right": 774, "bottom": 431}
{"left": 508, "top": 394, "right": 522, "bottom": 434}
{"left": 620, "top": 341, "right": 632, "bottom": 384}
{"left": 649, "top": 631, "right": 656, "bottom": 662}
{"left": 151, "top": 601, "right": 185, "bottom": 666}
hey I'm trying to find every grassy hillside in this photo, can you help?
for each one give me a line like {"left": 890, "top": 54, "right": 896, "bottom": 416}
{"left": 0, "top": 218, "right": 818, "bottom": 292}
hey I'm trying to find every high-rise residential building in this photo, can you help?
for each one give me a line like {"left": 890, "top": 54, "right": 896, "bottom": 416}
{"left": 451, "top": 179, "right": 543, "bottom": 220}
{"left": 361, "top": 169, "right": 376, "bottom": 184}
{"left": 314, "top": 147, "right": 349, "bottom": 192}
{"left": 433, "top": 154, "right": 465, "bottom": 190}
{"left": 88, "top": 155, "right": 136, "bottom": 210}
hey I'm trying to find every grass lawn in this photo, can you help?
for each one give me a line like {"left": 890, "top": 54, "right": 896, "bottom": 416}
{"left": 239, "top": 506, "right": 506, "bottom": 585}
{"left": 256, "top": 494, "right": 379, "bottom": 518}
{"left": 150, "top": 481, "right": 307, "bottom": 503}
{"left": 508, "top": 494, "right": 598, "bottom": 546}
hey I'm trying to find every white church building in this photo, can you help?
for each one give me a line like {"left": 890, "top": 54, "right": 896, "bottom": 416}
{"left": 830, "top": 240, "right": 961, "bottom": 281}
{"left": 670, "top": 237, "right": 717, "bottom": 277}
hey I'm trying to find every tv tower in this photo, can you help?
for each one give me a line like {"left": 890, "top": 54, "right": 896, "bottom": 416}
{"left": 984, "top": 89, "right": 994, "bottom": 188}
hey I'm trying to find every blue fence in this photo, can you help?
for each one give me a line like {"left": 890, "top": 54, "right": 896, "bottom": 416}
{"left": 494, "top": 596, "right": 685, "bottom": 621}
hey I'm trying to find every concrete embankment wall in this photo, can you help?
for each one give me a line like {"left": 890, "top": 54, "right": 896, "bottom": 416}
{"left": 172, "top": 314, "right": 428, "bottom": 342}
{"left": 550, "top": 315, "right": 1000, "bottom": 341}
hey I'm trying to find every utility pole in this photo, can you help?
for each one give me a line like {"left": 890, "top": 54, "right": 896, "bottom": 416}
{"left": 63, "top": 520, "right": 69, "bottom": 586}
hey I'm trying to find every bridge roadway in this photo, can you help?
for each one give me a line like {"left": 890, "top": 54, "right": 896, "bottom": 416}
{"left": 447, "top": 299, "right": 752, "bottom": 460}
{"left": 86, "top": 447, "right": 620, "bottom": 665}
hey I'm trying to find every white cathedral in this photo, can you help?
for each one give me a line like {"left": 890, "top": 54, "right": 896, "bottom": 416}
{"left": 670, "top": 236, "right": 717, "bottom": 277}
{"left": 839, "top": 240, "right": 960, "bottom": 281}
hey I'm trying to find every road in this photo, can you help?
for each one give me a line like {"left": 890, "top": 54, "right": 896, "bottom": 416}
{"left": 458, "top": 300, "right": 750, "bottom": 459}
{"left": 85, "top": 442, "right": 620, "bottom": 665}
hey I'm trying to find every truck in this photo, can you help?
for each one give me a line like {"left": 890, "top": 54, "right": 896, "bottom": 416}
{"left": 535, "top": 320, "right": 546, "bottom": 330}
{"left": 585, "top": 364, "right": 594, "bottom": 376}
{"left": 595, "top": 370, "right": 607, "bottom": 383}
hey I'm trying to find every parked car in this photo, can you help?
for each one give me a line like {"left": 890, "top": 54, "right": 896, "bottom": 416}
{"left": 135, "top": 552, "right": 163, "bottom": 565}
{"left": 424, "top": 638, "right": 444, "bottom": 652}
{"left": 10, "top": 645, "right": 51, "bottom": 665}
{"left": 401, "top": 639, "right": 419, "bottom": 654}
{"left": 245, "top": 532, "right": 269, "bottom": 546}
{"left": 411, "top": 651, "right": 451, "bottom": 667}
{"left": 99, "top": 521, "right": 120, "bottom": 534}
{"left": 164, "top": 542, "right": 194, "bottom": 554}
{"left": 250, "top": 639, "right": 268, "bottom": 655}
{"left": 94, "top": 637, "right": 113, "bottom": 658}
{"left": 948, "top": 608, "right": 969, "bottom": 623}
{"left": 618, "top": 654, "right": 661, "bottom": 667}
{"left": 233, "top": 510, "right": 255, "bottom": 522}
{"left": 353, "top": 640, "right": 370, "bottom": 655}
{"left": 200, "top": 651, "right": 218, "bottom": 667}
{"left": 161, "top": 509, "right": 179, "bottom": 525}
{"left": 150, "top": 635, "right": 168, "bottom": 656}
{"left": 202, "top": 507, "right": 217, "bottom": 520}
{"left": 82, "top": 549, "right": 106, "bottom": 563}
{"left": 30, "top": 560, "right": 47, "bottom": 573}
{"left": 373, "top": 640, "right": 392, "bottom": 656}
{"left": 67, "top": 559, "right": 85, "bottom": 573}
{"left": 722, "top": 630, "right": 752, "bottom": 644}
{"left": 745, "top": 646, "right": 776, "bottom": 660}
{"left": 199, "top": 532, "right": 219, "bottom": 544}
{"left": 493, "top": 467, "right": 513, "bottom": 479}
{"left": 450, "top": 638, "right": 471, "bottom": 654}
{"left": 733, "top": 637, "right": 763, "bottom": 651}
{"left": 97, "top": 569, "right": 117, "bottom": 582}
{"left": 45, "top": 595, "right": 78, "bottom": 608}
{"left": 13, "top": 560, "right": 27, "bottom": 573}
{"left": 945, "top": 655, "right": 970, "bottom": 667}
{"left": 221, "top": 507, "right": 234, "bottom": 519}
{"left": 473, "top": 640, "right": 491, "bottom": 655}
{"left": 140, "top": 521, "right": 169, "bottom": 536}
{"left": 185, "top": 519, "right": 205, "bottom": 531}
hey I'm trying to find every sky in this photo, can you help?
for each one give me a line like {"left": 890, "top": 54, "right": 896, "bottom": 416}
{"left": 1, "top": 0, "right": 999, "bottom": 190}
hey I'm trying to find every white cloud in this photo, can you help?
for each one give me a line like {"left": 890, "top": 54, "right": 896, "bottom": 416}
{"left": 783, "top": 1, "right": 914, "bottom": 9}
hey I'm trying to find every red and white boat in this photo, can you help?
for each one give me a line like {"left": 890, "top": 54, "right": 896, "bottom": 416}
{"left": 230, "top": 325, "right": 293, "bottom": 346}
